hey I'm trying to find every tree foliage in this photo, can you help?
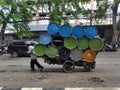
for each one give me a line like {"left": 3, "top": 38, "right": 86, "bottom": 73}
{"left": 0, "top": 0, "right": 120, "bottom": 44}
{"left": 0, "top": 0, "right": 34, "bottom": 43}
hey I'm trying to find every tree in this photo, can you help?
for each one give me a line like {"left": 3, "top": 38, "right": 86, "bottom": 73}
{"left": 37, "top": 0, "right": 119, "bottom": 44}
{"left": 0, "top": 0, "right": 119, "bottom": 45}
{"left": 0, "top": 0, "right": 34, "bottom": 44}
{"left": 111, "top": 0, "right": 120, "bottom": 43}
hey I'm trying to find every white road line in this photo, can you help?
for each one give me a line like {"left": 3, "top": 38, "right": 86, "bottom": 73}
{"left": 21, "top": 88, "right": 43, "bottom": 90}
{"left": 0, "top": 87, "right": 3, "bottom": 90}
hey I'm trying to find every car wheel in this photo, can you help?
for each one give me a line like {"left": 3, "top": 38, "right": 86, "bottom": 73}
{"left": 11, "top": 51, "right": 18, "bottom": 58}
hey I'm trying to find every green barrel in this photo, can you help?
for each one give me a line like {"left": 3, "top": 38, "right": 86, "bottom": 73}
{"left": 77, "top": 37, "right": 89, "bottom": 50}
{"left": 34, "top": 44, "right": 46, "bottom": 56}
{"left": 89, "top": 38, "right": 104, "bottom": 51}
{"left": 64, "top": 36, "right": 77, "bottom": 50}
{"left": 46, "top": 46, "right": 58, "bottom": 58}
{"left": 70, "top": 48, "right": 83, "bottom": 61}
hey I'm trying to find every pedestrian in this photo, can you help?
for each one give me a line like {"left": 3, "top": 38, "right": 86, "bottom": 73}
{"left": 27, "top": 43, "right": 44, "bottom": 71}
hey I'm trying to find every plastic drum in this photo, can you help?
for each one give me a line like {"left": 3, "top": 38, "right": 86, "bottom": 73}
{"left": 84, "top": 26, "right": 98, "bottom": 39}
{"left": 70, "top": 48, "right": 83, "bottom": 61}
{"left": 47, "top": 23, "right": 59, "bottom": 35}
{"left": 83, "top": 49, "right": 97, "bottom": 62}
{"left": 34, "top": 44, "right": 46, "bottom": 56}
{"left": 72, "top": 25, "right": 84, "bottom": 38}
{"left": 64, "top": 36, "right": 77, "bottom": 50}
{"left": 39, "top": 33, "right": 52, "bottom": 45}
{"left": 58, "top": 46, "right": 70, "bottom": 60}
{"left": 78, "top": 37, "right": 89, "bottom": 50}
{"left": 46, "top": 46, "right": 58, "bottom": 58}
{"left": 89, "top": 38, "right": 104, "bottom": 51}
{"left": 59, "top": 25, "right": 71, "bottom": 37}
{"left": 52, "top": 35, "right": 64, "bottom": 46}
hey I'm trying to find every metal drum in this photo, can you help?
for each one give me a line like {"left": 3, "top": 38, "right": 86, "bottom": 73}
{"left": 84, "top": 26, "right": 98, "bottom": 39}
{"left": 58, "top": 46, "right": 70, "bottom": 60}
{"left": 83, "top": 49, "right": 97, "bottom": 62}
{"left": 72, "top": 25, "right": 84, "bottom": 38}
{"left": 46, "top": 46, "right": 58, "bottom": 58}
{"left": 47, "top": 23, "right": 59, "bottom": 35}
{"left": 64, "top": 36, "right": 77, "bottom": 50}
{"left": 52, "top": 35, "right": 64, "bottom": 46}
{"left": 34, "top": 44, "right": 46, "bottom": 56}
{"left": 70, "top": 48, "right": 83, "bottom": 61}
{"left": 77, "top": 37, "right": 89, "bottom": 50}
{"left": 89, "top": 38, "right": 104, "bottom": 51}
{"left": 59, "top": 25, "right": 71, "bottom": 37}
{"left": 39, "top": 33, "right": 52, "bottom": 45}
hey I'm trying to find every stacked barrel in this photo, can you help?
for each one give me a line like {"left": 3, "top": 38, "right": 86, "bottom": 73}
{"left": 34, "top": 23, "right": 104, "bottom": 63}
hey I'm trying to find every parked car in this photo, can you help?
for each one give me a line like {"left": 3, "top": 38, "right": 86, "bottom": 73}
{"left": 7, "top": 40, "right": 38, "bottom": 57}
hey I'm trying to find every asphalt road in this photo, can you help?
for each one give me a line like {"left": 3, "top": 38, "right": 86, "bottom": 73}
{"left": 0, "top": 49, "right": 120, "bottom": 88}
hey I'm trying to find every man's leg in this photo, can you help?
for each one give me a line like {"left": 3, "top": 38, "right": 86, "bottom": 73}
{"left": 30, "top": 60, "right": 35, "bottom": 71}
{"left": 34, "top": 59, "right": 44, "bottom": 71}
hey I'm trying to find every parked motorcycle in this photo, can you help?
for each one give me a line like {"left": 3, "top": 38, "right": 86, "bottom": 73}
{"left": 104, "top": 42, "right": 119, "bottom": 51}
{"left": 0, "top": 45, "right": 7, "bottom": 54}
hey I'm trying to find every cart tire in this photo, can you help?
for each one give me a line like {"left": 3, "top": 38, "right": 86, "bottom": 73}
{"left": 83, "top": 62, "right": 92, "bottom": 72}
{"left": 63, "top": 60, "right": 75, "bottom": 73}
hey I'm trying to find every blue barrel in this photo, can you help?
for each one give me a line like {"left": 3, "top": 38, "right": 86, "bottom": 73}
{"left": 58, "top": 47, "right": 70, "bottom": 60}
{"left": 59, "top": 25, "right": 71, "bottom": 37}
{"left": 47, "top": 23, "right": 59, "bottom": 35}
{"left": 72, "top": 25, "right": 84, "bottom": 38}
{"left": 84, "top": 26, "right": 98, "bottom": 39}
{"left": 39, "top": 33, "right": 52, "bottom": 45}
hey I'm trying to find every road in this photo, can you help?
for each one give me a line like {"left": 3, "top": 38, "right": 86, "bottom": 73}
{"left": 0, "top": 49, "right": 120, "bottom": 88}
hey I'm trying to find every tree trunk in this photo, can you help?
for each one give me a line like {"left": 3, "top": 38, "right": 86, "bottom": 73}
{"left": 112, "top": 3, "right": 119, "bottom": 43}
{"left": 0, "top": 22, "right": 7, "bottom": 44}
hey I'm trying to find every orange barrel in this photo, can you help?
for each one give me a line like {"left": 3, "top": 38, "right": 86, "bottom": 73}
{"left": 70, "top": 48, "right": 83, "bottom": 61}
{"left": 89, "top": 38, "right": 104, "bottom": 51}
{"left": 34, "top": 44, "right": 46, "bottom": 56}
{"left": 46, "top": 45, "right": 58, "bottom": 58}
{"left": 83, "top": 49, "right": 97, "bottom": 62}
{"left": 64, "top": 36, "right": 77, "bottom": 50}
{"left": 77, "top": 37, "right": 89, "bottom": 50}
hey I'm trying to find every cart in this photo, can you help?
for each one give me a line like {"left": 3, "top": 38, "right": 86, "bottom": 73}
{"left": 42, "top": 55, "right": 96, "bottom": 73}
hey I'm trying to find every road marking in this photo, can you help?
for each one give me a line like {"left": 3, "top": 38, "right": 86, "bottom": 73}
{"left": 0, "top": 87, "right": 3, "bottom": 90}
{"left": 21, "top": 88, "right": 42, "bottom": 90}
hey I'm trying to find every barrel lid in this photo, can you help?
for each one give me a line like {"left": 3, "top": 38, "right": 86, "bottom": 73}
{"left": 58, "top": 46, "right": 70, "bottom": 60}
{"left": 84, "top": 26, "right": 98, "bottom": 39}
{"left": 83, "top": 49, "right": 96, "bottom": 62}
{"left": 34, "top": 44, "right": 46, "bottom": 56}
{"left": 64, "top": 36, "right": 77, "bottom": 49}
{"left": 89, "top": 38, "right": 104, "bottom": 51}
{"left": 46, "top": 46, "right": 58, "bottom": 58}
{"left": 59, "top": 25, "right": 71, "bottom": 37}
{"left": 47, "top": 23, "right": 59, "bottom": 35}
{"left": 39, "top": 33, "right": 52, "bottom": 45}
{"left": 72, "top": 25, "right": 84, "bottom": 38}
{"left": 78, "top": 37, "right": 89, "bottom": 50}
{"left": 52, "top": 35, "right": 64, "bottom": 46}
{"left": 71, "top": 48, "right": 83, "bottom": 61}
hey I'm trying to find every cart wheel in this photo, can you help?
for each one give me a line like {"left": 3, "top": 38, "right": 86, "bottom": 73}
{"left": 63, "top": 60, "right": 75, "bottom": 73}
{"left": 83, "top": 62, "right": 92, "bottom": 71}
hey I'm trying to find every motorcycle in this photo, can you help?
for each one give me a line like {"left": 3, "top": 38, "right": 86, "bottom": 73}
{"left": 0, "top": 45, "right": 7, "bottom": 54}
{"left": 104, "top": 42, "right": 119, "bottom": 51}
